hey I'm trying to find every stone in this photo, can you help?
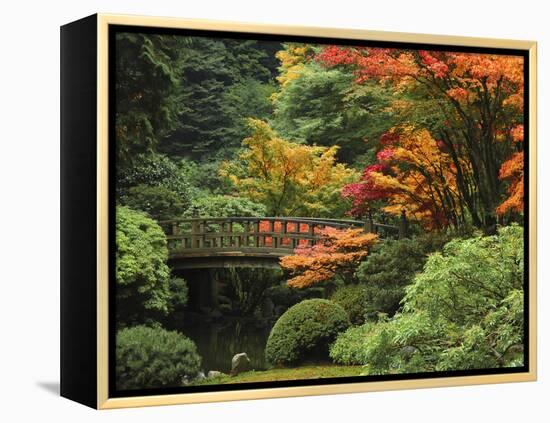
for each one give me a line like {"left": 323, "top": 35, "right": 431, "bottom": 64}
{"left": 195, "top": 371, "right": 206, "bottom": 381}
{"left": 207, "top": 370, "right": 224, "bottom": 378}
{"left": 230, "top": 352, "right": 251, "bottom": 375}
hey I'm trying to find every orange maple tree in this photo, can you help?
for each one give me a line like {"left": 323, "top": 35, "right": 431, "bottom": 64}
{"left": 280, "top": 228, "right": 378, "bottom": 288}
{"left": 344, "top": 126, "right": 464, "bottom": 230}
{"left": 317, "top": 47, "right": 525, "bottom": 229}
{"left": 496, "top": 124, "right": 524, "bottom": 215}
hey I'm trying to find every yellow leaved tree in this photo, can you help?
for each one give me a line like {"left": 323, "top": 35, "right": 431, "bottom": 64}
{"left": 220, "top": 119, "right": 358, "bottom": 217}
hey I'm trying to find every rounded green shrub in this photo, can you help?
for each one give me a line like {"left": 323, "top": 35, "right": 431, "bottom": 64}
{"left": 116, "top": 325, "right": 202, "bottom": 390}
{"left": 330, "top": 285, "right": 368, "bottom": 325}
{"left": 265, "top": 299, "right": 350, "bottom": 365}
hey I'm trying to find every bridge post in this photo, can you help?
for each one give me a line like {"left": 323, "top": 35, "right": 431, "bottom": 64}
{"left": 269, "top": 220, "right": 276, "bottom": 248}
{"left": 281, "top": 221, "right": 288, "bottom": 249}
{"left": 242, "top": 221, "right": 249, "bottom": 247}
{"left": 308, "top": 222, "right": 315, "bottom": 246}
{"left": 227, "top": 221, "right": 233, "bottom": 247}
{"left": 399, "top": 210, "right": 408, "bottom": 239}
{"left": 253, "top": 219, "right": 260, "bottom": 247}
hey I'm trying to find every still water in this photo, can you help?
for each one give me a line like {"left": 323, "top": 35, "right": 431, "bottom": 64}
{"left": 170, "top": 314, "right": 274, "bottom": 373}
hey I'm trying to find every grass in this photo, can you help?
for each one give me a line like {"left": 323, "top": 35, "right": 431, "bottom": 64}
{"left": 191, "top": 364, "right": 363, "bottom": 385}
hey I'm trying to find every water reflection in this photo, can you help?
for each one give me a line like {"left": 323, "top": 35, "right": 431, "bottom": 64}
{"left": 169, "top": 314, "right": 274, "bottom": 373}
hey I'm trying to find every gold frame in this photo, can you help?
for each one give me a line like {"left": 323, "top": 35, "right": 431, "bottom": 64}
{"left": 95, "top": 13, "right": 537, "bottom": 409}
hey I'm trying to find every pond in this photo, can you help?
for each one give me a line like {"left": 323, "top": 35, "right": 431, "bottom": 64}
{"left": 169, "top": 314, "right": 274, "bottom": 374}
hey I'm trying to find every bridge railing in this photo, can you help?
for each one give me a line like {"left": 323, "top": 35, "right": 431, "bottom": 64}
{"left": 158, "top": 216, "right": 402, "bottom": 255}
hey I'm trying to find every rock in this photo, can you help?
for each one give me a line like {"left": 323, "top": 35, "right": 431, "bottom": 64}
{"left": 230, "top": 352, "right": 251, "bottom": 375}
{"left": 400, "top": 346, "right": 417, "bottom": 358}
{"left": 207, "top": 370, "right": 224, "bottom": 378}
{"left": 195, "top": 371, "right": 206, "bottom": 381}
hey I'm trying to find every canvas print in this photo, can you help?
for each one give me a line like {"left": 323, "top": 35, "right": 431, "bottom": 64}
{"left": 112, "top": 29, "right": 527, "bottom": 393}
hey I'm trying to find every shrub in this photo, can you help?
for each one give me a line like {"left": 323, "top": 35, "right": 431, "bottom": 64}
{"left": 124, "top": 184, "right": 185, "bottom": 221}
{"left": 355, "top": 233, "right": 449, "bottom": 317}
{"left": 184, "top": 194, "right": 267, "bottom": 218}
{"left": 115, "top": 206, "right": 171, "bottom": 324}
{"left": 265, "top": 299, "right": 350, "bottom": 365}
{"left": 330, "top": 285, "right": 369, "bottom": 325}
{"left": 332, "top": 225, "right": 525, "bottom": 375}
{"left": 329, "top": 323, "right": 376, "bottom": 365}
{"left": 265, "top": 283, "right": 326, "bottom": 310}
{"left": 168, "top": 277, "right": 189, "bottom": 312}
{"left": 117, "top": 153, "right": 192, "bottom": 207}
{"left": 116, "top": 325, "right": 202, "bottom": 390}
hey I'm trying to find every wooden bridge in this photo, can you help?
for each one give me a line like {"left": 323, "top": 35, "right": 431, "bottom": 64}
{"left": 159, "top": 215, "right": 406, "bottom": 270}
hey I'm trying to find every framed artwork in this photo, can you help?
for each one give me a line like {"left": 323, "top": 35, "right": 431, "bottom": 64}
{"left": 60, "top": 14, "right": 537, "bottom": 409}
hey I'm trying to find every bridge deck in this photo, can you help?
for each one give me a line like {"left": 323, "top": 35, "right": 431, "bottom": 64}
{"left": 160, "top": 216, "right": 404, "bottom": 268}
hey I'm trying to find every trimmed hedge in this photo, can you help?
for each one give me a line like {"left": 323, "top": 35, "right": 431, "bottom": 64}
{"left": 116, "top": 325, "right": 201, "bottom": 390}
{"left": 265, "top": 299, "right": 350, "bottom": 365}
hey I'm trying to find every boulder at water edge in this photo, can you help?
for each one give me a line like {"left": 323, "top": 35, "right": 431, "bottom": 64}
{"left": 231, "top": 352, "right": 251, "bottom": 375}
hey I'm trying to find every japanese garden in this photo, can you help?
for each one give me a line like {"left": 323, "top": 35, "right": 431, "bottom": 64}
{"left": 114, "top": 32, "right": 526, "bottom": 390}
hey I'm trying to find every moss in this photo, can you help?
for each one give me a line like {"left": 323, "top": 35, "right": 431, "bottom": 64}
{"left": 191, "top": 365, "right": 363, "bottom": 385}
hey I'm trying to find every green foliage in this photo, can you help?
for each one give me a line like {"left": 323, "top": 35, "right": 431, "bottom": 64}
{"left": 115, "top": 34, "right": 185, "bottom": 166}
{"left": 116, "top": 325, "right": 201, "bottom": 390}
{"left": 117, "top": 153, "right": 192, "bottom": 213}
{"left": 405, "top": 225, "right": 523, "bottom": 325}
{"left": 265, "top": 299, "right": 350, "bottom": 365}
{"left": 124, "top": 184, "right": 186, "bottom": 221}
{"left": 217, "top": 268, "right": 283, "bottom": 316}
{"left": 184, "top": 195, "right": 267, "bottom": 218}
{"left": 178, "top": 158, "right": 227, "bottom": 197}
{"left": 355, "top": 233, "right": 450, "bottom": 316}
{"left": 117, "top": 154, "right": 191, "bottom": 196}
{"left": 159, "top": 38, "right": 281, "bottom": 158}
{"left": 329, "top": 323, "right": 376, "bottom": 365}
{"left": 273, "top": 61, "right": 393, "bottom": 165}
{"left": 265, "top": 284, "right": 325, "bottom": 309}
{"left": 168, "top": 277, "right": 189, "bottom": 313}
{"left": 331, "top": 225, "right": 525, "bottom": 374}
{"left": 330, "top": 285, "right": 369, "bottom": 325}
{"left": 115, "top": 206, "right": 171, "bottom": 324}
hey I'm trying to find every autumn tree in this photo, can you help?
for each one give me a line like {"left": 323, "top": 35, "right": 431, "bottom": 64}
{"left": 273, "top": 43, "right": 313, "bottom": 90}
{"left": 496, "top": 125, "right": 524, "bottom": 216}
{"left": 220, "top": 119, "right": 359, "bottom": 217}
{"left": 343, "top": 126, "right": 464, "bottom": 230}
{"left": 280, "top": 228, "right": 378, "bottom": 288}
{"left": 317, "top": 47, "right": 525, "bottom": 230}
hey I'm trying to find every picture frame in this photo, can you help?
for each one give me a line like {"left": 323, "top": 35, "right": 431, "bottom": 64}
{"left": 60, "top": 13, "right": 537, "bottom": 409}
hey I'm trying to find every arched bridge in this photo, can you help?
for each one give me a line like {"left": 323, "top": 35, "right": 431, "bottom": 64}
{"left": 159, "top": 216, "right": 406, "bottom": 269}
